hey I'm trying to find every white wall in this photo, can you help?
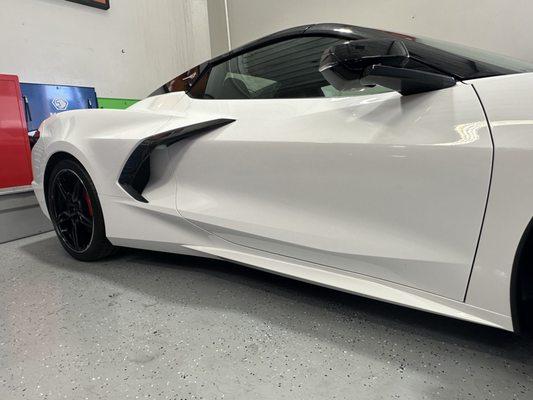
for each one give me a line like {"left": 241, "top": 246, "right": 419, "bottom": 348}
{"left": 217, "top": 0, "right": 533, "bottom": 63}
{"left": 207, "top": 0, "right": 230, "bottom": 58}
{"left": 0, "top": 0, "right": 211, "bottom": 99}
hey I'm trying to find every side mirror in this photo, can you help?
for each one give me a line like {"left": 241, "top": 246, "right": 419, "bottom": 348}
{"left": 319, "top": 39, "right": 456, "bottom": 95}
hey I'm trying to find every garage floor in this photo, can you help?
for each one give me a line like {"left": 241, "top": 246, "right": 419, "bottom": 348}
{"left": 1, "top": 233, "right": 532, "bottom": 400}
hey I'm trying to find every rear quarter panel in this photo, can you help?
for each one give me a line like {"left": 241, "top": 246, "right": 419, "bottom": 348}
{"left": 32, "top": 93, "right": 195, "bottom": 200}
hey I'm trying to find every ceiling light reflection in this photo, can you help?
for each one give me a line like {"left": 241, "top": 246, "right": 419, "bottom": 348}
{"left": 441, "top": 120, "right": 533, "bottom": 146}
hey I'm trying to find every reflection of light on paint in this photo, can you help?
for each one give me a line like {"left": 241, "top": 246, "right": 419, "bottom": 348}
{"left": 439, "top": 121, "right": 486, "bottom": 146}
{"left": 492, "top": 120, "right": 533, "bottom": 128}
{"left": 441, "top": 120, "right": 533, "bottom": 146}
{"left": 360, "top": 97, "right": 384, "bottom": 105}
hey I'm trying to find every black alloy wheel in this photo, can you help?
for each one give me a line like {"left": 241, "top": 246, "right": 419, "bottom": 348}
{"left": 50, "top": 169, "right": 94, "bottom": 252}
{"left": 47, "top": 159, "right": 114, "bottom": 261}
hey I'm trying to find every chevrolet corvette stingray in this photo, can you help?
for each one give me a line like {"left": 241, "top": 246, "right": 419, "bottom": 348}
{"left": 32, "top": 24, "right": 533, "bottom": 332}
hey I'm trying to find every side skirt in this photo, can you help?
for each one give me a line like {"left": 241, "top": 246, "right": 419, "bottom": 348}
{"left": 184, "top": 243, "right": 513, "bottom": 331}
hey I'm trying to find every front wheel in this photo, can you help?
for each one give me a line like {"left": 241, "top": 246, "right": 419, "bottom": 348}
{"left": 47, "top": 159, "right": 115, "bottom": 261}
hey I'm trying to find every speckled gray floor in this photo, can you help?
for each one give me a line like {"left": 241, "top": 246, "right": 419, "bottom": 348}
{"left": 0, "top": 233, "right": 532, "bottom": 400}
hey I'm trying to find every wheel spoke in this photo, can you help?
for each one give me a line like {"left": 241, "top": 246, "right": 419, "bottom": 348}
{"left": 56, "top": 211, "right": 72, "bottom": 226}
{"left": 56, "top": 180, "right": 69, "bottom": 201}
{"left": 71, "top": 181, "right": 82, "bottom": 202}
{"left": 52, "top": 169, "right": 94, "bottom": 253}
{"left": 78, "top": 212, "right": 93, "bottom": 228}
{"left": 71, "top": 220, "right": 80, "bottom": 250}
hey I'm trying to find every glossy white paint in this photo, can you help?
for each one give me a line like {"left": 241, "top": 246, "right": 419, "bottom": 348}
{"left": 32, "top": 74, "right": 533, "bottom": 332}
{"left": 466, "top": 73, "right": 533, "bottom": 318}
{"left": 183, "top": 243, "right": 510, "bottom": 330}
{"left": 173, "top": 84, "right": 492, "bottom": 301}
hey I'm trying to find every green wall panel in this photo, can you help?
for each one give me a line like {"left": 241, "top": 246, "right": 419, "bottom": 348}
{"left": 98, "top": 97, "right": 139, "bottom": 110}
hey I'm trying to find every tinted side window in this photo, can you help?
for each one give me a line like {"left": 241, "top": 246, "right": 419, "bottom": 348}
{"left": 189, "top": 37, "right": 389, "bottom": 100}
{"left": 149, "top": 66, "right": 201, "bottom": 97}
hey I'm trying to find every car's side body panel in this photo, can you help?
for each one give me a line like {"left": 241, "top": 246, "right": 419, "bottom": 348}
{"left": 466, "top": 73, "right": 533, "bottom": 322}
{"left": 32, "top": 92, "right": 212, "bottom": 214}
{"left": 99, "top": 188, "right": 511, "bottom": 330}
{"left": 32, "top": 107, "right": 174, "bottom": 208}
{"left": 31, "top": 84, "right": 516, "bottom": 331}
{"left": 173, "top": 84, "right": 492, "bottom": 301}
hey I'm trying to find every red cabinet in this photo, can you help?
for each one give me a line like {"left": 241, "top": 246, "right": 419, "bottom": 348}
{"left": 0, "top": 74, "right": 32, "bottom": 189}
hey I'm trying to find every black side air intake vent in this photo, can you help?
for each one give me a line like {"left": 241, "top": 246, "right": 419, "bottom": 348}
{"left": 118, "top": 118, "right": 236, "bottom": 203}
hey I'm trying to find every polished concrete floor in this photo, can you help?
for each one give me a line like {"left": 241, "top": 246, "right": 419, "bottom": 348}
{"left": 1, "top": 233, "right": 532, "bottom": 400}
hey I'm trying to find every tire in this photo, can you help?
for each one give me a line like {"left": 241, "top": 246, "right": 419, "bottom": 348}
{"left": 47, "top": 159, "right": 115, "bottom": 261}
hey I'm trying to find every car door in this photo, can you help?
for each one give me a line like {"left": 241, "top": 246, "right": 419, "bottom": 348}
{"left": 173, "top": 36, "right": 493, "bottom": 301}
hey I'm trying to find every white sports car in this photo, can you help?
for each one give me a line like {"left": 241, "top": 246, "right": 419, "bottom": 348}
{"left": 32, "top": 24, "right": 533, "bottom": 332}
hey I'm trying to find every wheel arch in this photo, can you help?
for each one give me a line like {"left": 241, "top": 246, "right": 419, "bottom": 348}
{"left": 511, "top": 216, "right": 533, "bottom": 334}
{"left": 43, "top": 152, "right": 90, "bottom": 209}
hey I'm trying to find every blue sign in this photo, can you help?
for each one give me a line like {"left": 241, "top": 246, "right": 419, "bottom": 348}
{"left": 20, "top": 83, "right": 98, "bottom": 131}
